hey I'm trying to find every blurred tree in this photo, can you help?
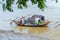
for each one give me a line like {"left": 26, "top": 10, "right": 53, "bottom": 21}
{"left": 44, "top": 0, "right": 46, "bottom": 2}
{"left": 56, "top": 0, "right": 58, "bottom": 3}
{"left": 1, "top": 0, "right": 46, "bottom": 12}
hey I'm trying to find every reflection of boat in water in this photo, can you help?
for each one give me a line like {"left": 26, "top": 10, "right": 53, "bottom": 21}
{"left": 17, "top": 26, "right": 48, "bottom": 34}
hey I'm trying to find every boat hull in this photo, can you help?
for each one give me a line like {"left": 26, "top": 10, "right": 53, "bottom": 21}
{"left": 15, "top": 20, "right": 49, "bottom": 27}
{"left": 17, "top": 24, "right": 47, "bottom": 27}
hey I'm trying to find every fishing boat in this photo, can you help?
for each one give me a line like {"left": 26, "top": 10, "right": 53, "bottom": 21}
{"left": 10, "top": 20, "right": 49, "bottom": 27}
{"left": 10, "top": 15, "right": 50, "bottom": 27}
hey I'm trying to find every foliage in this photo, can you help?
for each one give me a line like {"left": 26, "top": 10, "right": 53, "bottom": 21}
{"left": 1, "top": 0, "right": 46, "bottom": 12}
{"left": 56, "top": 0, "right": 58, "bottom": 3}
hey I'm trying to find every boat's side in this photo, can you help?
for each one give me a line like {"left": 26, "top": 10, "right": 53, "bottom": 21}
{"left": 15, "top": 20, "right": 49, "bottom": 27}
{"left": 17, "top": 24, "right": 47, "bottom": 27}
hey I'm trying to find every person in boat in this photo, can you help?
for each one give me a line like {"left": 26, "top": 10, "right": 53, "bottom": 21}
{"left": 12, "top": 15, "right": 48, "bottom": 26}
{"left": 34, "top": 15, "right": 41, "bottom": 25}
{"left": 37, "top": 15, "right": 48, "bottom": 25}
{"left": 26, "top": 15, "right": 45, "bottom": 26}
{"left": 33, "top": 15, "right": 47, "bottom": 25}
{"left": 32, "top": 15, "right": 45, "bottom": 21}
{"left": 17, "top": 17, "right": 27, "bottom": 25}
{"left": 21, "top": 17, "right": 27, "bottom": 25}
{"left": 26, "top": 16, "right": 35, "bottom": 26}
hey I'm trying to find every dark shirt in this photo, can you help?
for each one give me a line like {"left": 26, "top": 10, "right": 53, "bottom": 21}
{"left": 27, "top": 17, "right": 35, "bottom": 24}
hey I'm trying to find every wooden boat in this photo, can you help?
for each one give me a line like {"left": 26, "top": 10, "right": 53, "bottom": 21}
{"left": 10, "top": 18, "right": 49, "bottom": 27}
{"left": 10, "top": 20, "right": 49, "bottom": 27}
{"left": 17, "top": 24, "right": 48, "bottom": 27}
{"left": 15, "top": 21, "right": 49, "bottom": 27}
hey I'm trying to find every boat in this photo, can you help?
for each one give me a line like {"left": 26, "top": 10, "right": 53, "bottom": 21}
{"left": 10, "top": 15, "right": 50, "bottom": 27}
{"left": 15, "top": 21, "right": 49, "bottom": 27}
{"left": 10, "top": 19, "right": 49, "bottom": 27}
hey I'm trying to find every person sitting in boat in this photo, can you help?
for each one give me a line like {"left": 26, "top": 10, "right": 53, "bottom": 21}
{"left": 26, "top": 15, "right": 45, "bottom": 25}
{"left": 34, "top": 15, "right": 47, "bottom": 25}
{"left": 13, "top": 15, "right": 48, "bottom": 26}
{"left": 34, "top": 15, "right": 41, "bottom": 25}
{"left": 27, "top": 16, "right": 35, "bottom": 26}
{"left": 18, "top": 17, "right": 27, "bottom": 25}
{"left": 32, "top": 15, "right": 45, "bottom": 21}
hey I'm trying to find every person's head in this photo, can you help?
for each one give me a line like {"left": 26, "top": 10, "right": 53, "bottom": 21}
{"left": 41, "top": 16, "right": 45, "bottom": 21}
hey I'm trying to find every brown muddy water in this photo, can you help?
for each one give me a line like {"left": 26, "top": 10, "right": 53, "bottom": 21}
{"left": 16, "top": 25, "right": 60, "bottom": 40}
{"left": 17, "top": 26, "right": 48, "bottom": 34}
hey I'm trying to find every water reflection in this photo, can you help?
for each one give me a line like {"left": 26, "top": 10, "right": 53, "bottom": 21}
{"left": 16, "top": 25, "right": 60, "bottom": 40}
{"left": 16, "top": 26, "right": 48, "bottom": 34}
